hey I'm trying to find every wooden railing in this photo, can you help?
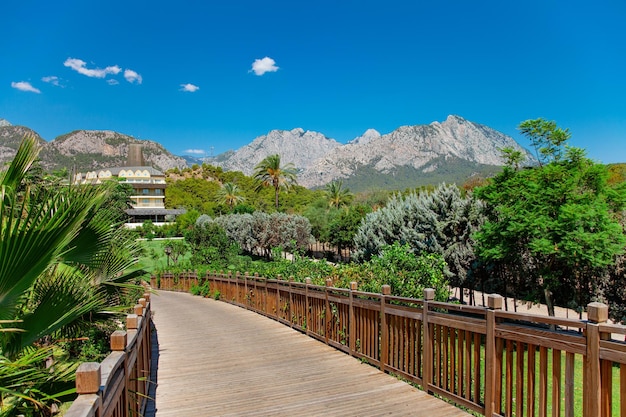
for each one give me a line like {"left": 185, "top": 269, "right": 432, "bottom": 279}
{"left": 157, "top": 270, "right": 626, "bottom": 417}
{"left": 151, "top": 270, "right": 198, "bottom": 293}
{"left": 64, "top": 291, "right": 153, "bottom": 417}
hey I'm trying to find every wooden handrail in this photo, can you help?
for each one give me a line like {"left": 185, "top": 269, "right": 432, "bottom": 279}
{"left": 160, "top": 270, "right": 626, "bottom": 417}
{"left": 65, "top": 290, "right": 153, "bottom": 417}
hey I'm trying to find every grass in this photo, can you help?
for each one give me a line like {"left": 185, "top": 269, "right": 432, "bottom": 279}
{"left": 440, "top": 337, "right": 622, "bottom": 416}
{"left": 137, "top": 238, "right": 189, "bottom": 274}
{"left": 495, "top": 344, "right": 621, "bottom": 417}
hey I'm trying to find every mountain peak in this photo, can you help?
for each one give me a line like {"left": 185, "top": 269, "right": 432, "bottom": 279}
{"left": 0, "top": 118, "right": 12, "bottom": 127}
{"left": 350, "top": 129, "right": 381, "bottom": 145}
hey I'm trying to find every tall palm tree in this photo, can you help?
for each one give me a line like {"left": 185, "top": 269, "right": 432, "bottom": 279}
{"left": 325, "top": 180, "right": 353, "bottom": 209}
{"left": 217, "top": 182, "right": 245, "bottom": 210}
{"left": 253, "top": 154, "right": 298, "bottom": 210}
{"left": 0, "top": 136, "right": 144, "bottom": 414}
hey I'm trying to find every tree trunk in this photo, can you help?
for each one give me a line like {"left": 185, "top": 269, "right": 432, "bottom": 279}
{"left": 274, "top": 185, "right": 280, "bottom": 209}
{"left": 544, "top": 288, "right": 555, "bottom": 317}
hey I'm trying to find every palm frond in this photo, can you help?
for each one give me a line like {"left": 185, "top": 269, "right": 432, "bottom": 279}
{"left": 0, "top": 185, "right": 105, "bottom": 321}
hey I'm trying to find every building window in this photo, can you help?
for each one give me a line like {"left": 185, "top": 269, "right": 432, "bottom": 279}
{"left": 155, "top": 189, "right": 162, "bottom": 195}
{"left": 143, "top": 189, "right": 149, "bottom": 195}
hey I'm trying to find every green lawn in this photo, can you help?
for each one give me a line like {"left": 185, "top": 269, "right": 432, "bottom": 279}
{"left": 137, "top": 238, "right": 189, "bottom": 274}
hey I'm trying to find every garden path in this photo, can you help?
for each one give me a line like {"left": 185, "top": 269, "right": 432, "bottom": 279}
{"left": 150, "top": 291, "right": 470, "bottom": 416}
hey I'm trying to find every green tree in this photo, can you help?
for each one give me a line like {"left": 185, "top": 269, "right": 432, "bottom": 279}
{"left": 325, "top": 180, "right": 354, "bottom": 209}
{"left": 185, "top": 218, "right": 240, "bottom": 266}
{"left": 217, "top": 182, "right": 245, "bottom": 210}
{"left": 327, "top": 204, "right": 371, "bottom": 259}
{"left": 474, "top": 118, "right": 626, "bottom": 316}
{"left": 253, "top": 154, "right": 298, "bottom": 210}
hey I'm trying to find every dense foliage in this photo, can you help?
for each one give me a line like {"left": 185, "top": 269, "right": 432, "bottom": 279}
{"left": 1, "top": 137, "right": 144, "bottom": 416}
{"left": 353, "top": 183, "right": 484, "bottom": 290}
{"left": 474, "top": 119, "right": 626, "bottom": 316}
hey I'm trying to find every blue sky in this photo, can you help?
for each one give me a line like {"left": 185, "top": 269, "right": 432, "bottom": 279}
{"left": 2, "top": 0, "right": 626, "bottom": 163}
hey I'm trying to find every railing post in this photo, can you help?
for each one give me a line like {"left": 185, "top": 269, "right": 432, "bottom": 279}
{"left": 380, "top": 285, "right": 391, "bottom": 372}
{"left": 288, "top": 276, "right": 294, "bottom": 327}
{"left": 236, "top": 271, "right": 240, "bottom": 305}
{"left": 422, "top": 288, "right": 435, "bottom": 394}
{"left": 325, "top": 278, "right": 332, "bottom": 345}
{"left": 276, "top": 274, "right": 283, "bottom": 319}
{"left": 228, "top": 271, "right": 233, "bottom": 301}
{"left": 485, "top": 293, "right": 503, "bottom": 417}
{"left": 349, "top": 281, "right": 357, "bottom": 355}
{"left": 584, "top": 302, "right": 608, "bottom": 417}
{"left": 305, "top": 278, "right": 312, "bottom": 337}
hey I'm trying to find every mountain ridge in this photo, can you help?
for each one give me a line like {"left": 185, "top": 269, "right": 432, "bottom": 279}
{"left": 208, "top": 115, "right": 535, "bottom": 189}
{"left": 1, "top": 115, "right": 534, "bottom": 190}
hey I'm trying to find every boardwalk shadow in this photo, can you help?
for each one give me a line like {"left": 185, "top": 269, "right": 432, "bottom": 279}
{"left": 143, "top": 322, "right": 160, "bottom": 417}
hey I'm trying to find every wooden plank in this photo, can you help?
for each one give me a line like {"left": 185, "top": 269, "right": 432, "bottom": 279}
{"left": 553, "top": 349, "right": 561, "bottom": 417}
{"left": 528, "top": 344, "right": 536, "bottom": 417}
{"left": 495, "top": 326, "right": 586, "bottom": 355}
{"left": 152, "top": 291, "right": 470, "bottom": 417}
{"left": 516, "top": 341, "right": 524, "bottom": 417}
{"left": 505, "top": 340, "right": 513, "bottom": 417}
{"left": 540, "top": 346, "right": 548, "bottom": 417}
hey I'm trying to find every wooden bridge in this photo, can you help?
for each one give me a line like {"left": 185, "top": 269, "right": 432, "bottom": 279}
{"left": 66, "top": 271, "right": 626, "bottom": 417}
{"left": 151, "top": 290, "right": 468, "bottom": 416}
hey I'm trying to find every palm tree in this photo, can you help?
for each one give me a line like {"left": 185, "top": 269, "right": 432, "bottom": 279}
{"left": 217, "top": 182, "right": 245, "bottom": 210}
{"left": 0, "top": 136, "right": 144, "bottom": 414}
{"left": 253, "top": 154, "right": 297, "bottom": 210}
{"left": 325, "top": 180, "right": 353, "bottom": 209}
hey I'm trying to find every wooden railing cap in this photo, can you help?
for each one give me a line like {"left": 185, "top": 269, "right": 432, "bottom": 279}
{"left": 487, "top": 294, "right": 503, "bottom": 310}
{"left": 76, "top": 362, "right": 101, "bottom": 394}
{"left": 423, "top": 288, "right": 435, "bottom": 301}
{"left": 127, "top": 313, "right": 139, "bottom": 330}
{"left": 134, "top": 304, "right": 144, "bottom": 316}
{"left": 587, "top": 302, "right": 608, "bottom": 323}
{"left": 110, "top": 330, "right": 127, "bottom": 351}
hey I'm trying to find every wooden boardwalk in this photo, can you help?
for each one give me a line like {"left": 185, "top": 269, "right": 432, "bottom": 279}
{"left": 151, "top": 291, "right": 468, "bottom": 416}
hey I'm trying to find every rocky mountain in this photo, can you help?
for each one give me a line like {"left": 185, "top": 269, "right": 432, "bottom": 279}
{"left": 210, "top": 128, "right": 342, "bottom": 174}
{"left": 0, "top": 121, "right": 187, "bottom": 173}
{"left": 208, "top": 115, "right": 534, "bottom": 190}
{"left": 1, "top": 115, "right": 534, "bottom": 191}
{"left": 0, "top": 120, "right": 47, "bottom": 165}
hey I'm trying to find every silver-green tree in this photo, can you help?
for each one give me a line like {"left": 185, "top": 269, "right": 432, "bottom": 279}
{"left": 353, "top": 183, "right": 484, "bottom": 290}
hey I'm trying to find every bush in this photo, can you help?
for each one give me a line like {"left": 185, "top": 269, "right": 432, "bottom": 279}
{"left": 184, "top": 220, "right": 240, "bottom": 267}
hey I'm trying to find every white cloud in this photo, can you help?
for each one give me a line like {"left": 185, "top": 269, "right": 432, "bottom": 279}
{"left": 42, "top": 76, "right": 61, "bottom": 86}
{"left": 64, "top": 58, "right": 121, "bottom": 78}
{"left": 250, "top": 57, "right": 279, "bottom": 76}
{"left": 180, "top": 83, "right": 199, "bottom": 92}
{"left": 183, "top": 149, "right": 206, "bottom": 155}
{"left": 107, "top": 79, "right": 120, "bottom": 85}
{"left": 11, "top": 81, "right": 41, "bottom": 93}
{"left": 124, "top": 69, "right": 142, "bottom": 84}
